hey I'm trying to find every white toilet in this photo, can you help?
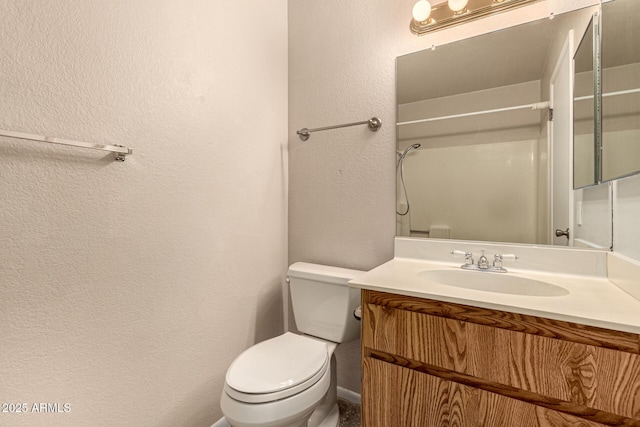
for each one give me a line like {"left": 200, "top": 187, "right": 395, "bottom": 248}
{"left": 220, "top": 262, "right": 363, "bottom": 427}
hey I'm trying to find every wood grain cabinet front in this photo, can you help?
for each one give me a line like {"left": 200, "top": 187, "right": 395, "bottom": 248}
{"left": 361, "top": 290, "right": 640, "bottom": 427}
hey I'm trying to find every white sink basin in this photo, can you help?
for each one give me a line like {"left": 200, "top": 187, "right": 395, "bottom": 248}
{"left": 417, "top": 269, "right": 569, "bottom": 297}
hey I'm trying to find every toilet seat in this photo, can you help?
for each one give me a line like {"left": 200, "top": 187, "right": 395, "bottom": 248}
{"left": 225, "top": 332, "right": 329, "bottom": 404}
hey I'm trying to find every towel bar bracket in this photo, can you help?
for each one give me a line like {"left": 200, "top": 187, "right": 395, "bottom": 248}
{"left": 113, "top": 145, "right": 130, "bottom": 162}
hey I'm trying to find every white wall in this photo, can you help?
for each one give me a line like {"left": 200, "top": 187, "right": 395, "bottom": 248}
{"left": 397, "top": 80, "right": 544, "bottom": 244}
{"left": 401, "top": 140, "right": 540, "bottom": 243}
{"left": 614, "top": 174, "right": 640, "bottom": 260}
{"left": 0, "top": 1, "right": 287, "bottom": 426}
{"left": 289, "top": 0, "right": 600, "bottom": 394}
{"left": 603, "top": 129, "right": 640, "bottom": 180}
{"left": 574, "top": 184, "right": 613, "bottom": 248}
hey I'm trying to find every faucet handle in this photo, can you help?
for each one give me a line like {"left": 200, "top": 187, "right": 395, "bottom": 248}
{"left": 451, "top": 250, "right": 474, "bottom": 265}
{"left": 501, "top": 254, "right": 518, "bottom": 261}
{"left": 493, "top": 253, "right": 518, "bottom": 268}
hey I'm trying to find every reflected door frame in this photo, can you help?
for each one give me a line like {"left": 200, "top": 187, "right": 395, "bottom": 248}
{"left": 550, "top": 32, "right": 575, "bottom": 246}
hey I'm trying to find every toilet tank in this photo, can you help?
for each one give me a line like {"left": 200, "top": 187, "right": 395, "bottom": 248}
{"left": 288, "top": 262, "right": 364, "bottom": 343}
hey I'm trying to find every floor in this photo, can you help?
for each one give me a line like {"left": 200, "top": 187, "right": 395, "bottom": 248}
{"left": 216, "top": 398, "right": 360, "bottom": 427}
{"left": 337, "top": 398, "right": 361, "bottom": 426}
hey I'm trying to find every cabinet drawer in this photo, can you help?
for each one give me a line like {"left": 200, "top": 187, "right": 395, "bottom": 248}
{"left": 363, "top": 357, "right": 608, "bottom": 427}
{"left": 362, "top": 292, "right": 640, "bottom": 421}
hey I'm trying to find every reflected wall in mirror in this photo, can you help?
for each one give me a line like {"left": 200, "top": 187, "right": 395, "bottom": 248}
{"left": 573, "top": 16, "right": 597, "bottom": 189}
{"left": 396, "top": 5, "right": 608, "bottom": 248}
{"left": 601, "top": 0, "right": 640, "bottom": 182}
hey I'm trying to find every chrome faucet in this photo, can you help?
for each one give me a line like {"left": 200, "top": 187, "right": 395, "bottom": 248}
{"left": 477, "top": 250, "right": 489, "bottom": 269}
{"left": 451, "top": 250, "right": 518, "bottom": 273}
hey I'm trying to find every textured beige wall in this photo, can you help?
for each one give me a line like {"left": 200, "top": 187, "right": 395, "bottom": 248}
{"left": 0, "top": 1, "right": 287, "bottom": 426}
{"left": 288, "top": 0, "right": 600, "bottom": 394}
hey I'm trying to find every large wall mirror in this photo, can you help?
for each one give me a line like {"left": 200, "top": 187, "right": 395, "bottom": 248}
{"left": 600, "top": 0, "right": 640, "bottom": 182}
{"left": 396, "top": 5, "right": 610, "bottom": 248}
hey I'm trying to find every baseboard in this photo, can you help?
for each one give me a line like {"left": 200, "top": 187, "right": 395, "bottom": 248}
{"left": 211, "top": 417, "right": 230, "bottom": 427}
{"left": 337, "top": 386, "right": 361, "bottom": 405}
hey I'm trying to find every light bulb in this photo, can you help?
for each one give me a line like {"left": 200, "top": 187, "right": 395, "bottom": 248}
{"left": 448, "top": 0, "right": 468, "bottom": 12}
{"left": 412, "top": 0, "right": 432, "bottom": 22}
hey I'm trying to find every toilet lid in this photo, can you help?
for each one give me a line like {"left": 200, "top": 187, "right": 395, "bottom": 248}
{"left": 226, "top": 332, "right": 328, "bottom": 395}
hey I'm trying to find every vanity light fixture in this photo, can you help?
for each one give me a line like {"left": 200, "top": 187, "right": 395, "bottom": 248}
{"left": 410, "top": 0, "right": 541, "bottom": 35}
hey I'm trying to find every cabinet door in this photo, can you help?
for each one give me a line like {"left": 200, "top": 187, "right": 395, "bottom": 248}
{"left": 362, "top": 291, "right": 640, "bottom": 419}
{"left": 362, "top": 357, "right": 607, "bottom": 427}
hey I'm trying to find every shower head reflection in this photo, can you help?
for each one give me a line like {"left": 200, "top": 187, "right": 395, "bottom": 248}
{"left": 398, "top": 143, "right": 421, "bottom": 160}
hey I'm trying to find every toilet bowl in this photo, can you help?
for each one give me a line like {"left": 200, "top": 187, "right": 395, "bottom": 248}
{"left": 221, "top": 333, "right": 336, "bottom": 427}
{"left": 220, "top": 262, "right": 363, "bottom": 427}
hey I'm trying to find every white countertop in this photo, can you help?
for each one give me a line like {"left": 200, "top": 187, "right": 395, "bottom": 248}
{"left": 349, "top": 257, "right": 640, "bottom": 334}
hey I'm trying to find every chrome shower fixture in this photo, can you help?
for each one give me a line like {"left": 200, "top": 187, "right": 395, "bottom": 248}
{"left": 396, "top": 143, "right": 421, "bottom": 216}
{"left": 398, "top": 143, "right": 421, "bottom": 161}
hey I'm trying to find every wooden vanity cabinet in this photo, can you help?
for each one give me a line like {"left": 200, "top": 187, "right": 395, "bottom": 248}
{"left": 361, "top": 290, "right": 640, "bottom": 426}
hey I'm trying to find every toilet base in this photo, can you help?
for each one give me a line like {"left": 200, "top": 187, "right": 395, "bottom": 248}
{"left": 307, "top": 355, "right": 338, "bottom": 427}
{"left": 314, "top": 403, "right": 339, "bottom": 427}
